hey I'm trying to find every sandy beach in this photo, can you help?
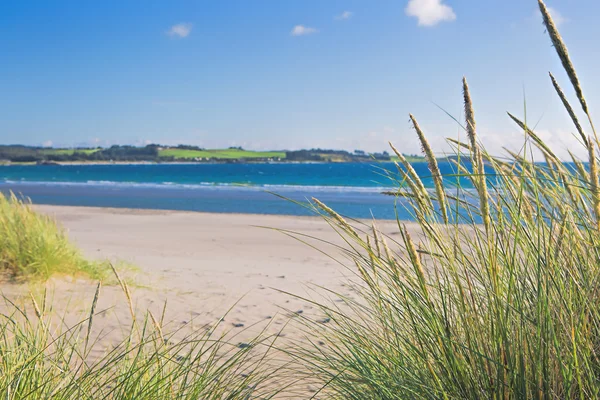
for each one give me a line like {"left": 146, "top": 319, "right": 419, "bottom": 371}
{"left": 1, "top": 205, "right": 409, "bottom": 351}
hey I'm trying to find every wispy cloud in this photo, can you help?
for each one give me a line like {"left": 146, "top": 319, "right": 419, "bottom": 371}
{"left": 405, "top": 0, "right": 456, "bottom": 27}
{"left": 546, "top": 6, "right": 566, "bottom": 26}
{"left": 528, "top": 5, "right": 566, "bottom": 28}
{"left": 167, "top": 23, "right": 193, "bottom": 38}
{"left": 335, "top": 11, "right": 353, "bottom": 21}
{"left": 291, "top": 25, "right": 318, "bottom": 36}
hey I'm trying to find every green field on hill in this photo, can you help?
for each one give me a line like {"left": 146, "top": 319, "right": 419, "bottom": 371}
{"left": 41, "top": 148, "right": 100, "bottom": 156}
{"left": 1, "top": 145, "right": 426, "bottom": 163}
{"left": 390, "top": 155, "right": 427, "bottom": 163}
{"left": 158, "top": 148, "right": 286, "bottom": 160}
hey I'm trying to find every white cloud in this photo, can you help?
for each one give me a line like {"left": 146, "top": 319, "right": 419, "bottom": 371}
{"left": 335, "top": 11, "right": 353, "bottom": 20}
{"left": 291, "top": 25, "right": 318, "bottom": 36}
{"left": 405, "top": 0, "right": 456, "bottom": 27}
{"left": 42, "top": 140, "right": 53, "bottom": 147}
{"left": 167, "top": 23, "right": 193, "bottom": 38}
{"left": 546, "top": 7, "right": 566, "bottom": 26}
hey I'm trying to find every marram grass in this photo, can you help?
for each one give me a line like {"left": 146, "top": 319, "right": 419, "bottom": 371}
{"left": 292, "top": 1, "right": 600, "bottom": 398}
{"left": 0, "top": 195, "right": 281, "bottom": 399}
{"left": 0, "top": 275, "right": 280, "bottom": 399}
{"left": 0, "top": 192, "right": 108, "bottom": 280}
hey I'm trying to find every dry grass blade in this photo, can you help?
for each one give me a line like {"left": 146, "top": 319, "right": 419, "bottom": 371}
{"left": 569, "top": 150, "right": 590, "bottom": 182}
{"left": 381, "top": 190, "right": 414, "bottom": 197}
{"left": 400, "top": 225, "right": 429, "bottom": 301}
{"left": 447, "top": 137, "right": 472, "bottom": 152}
{"left": 312, "top": 197, "right": 359, "bottom": 237}
{"left": 410, "top": 114, "right": 449, "bottom": 223}
{"left": 382, "top": 235, "right": 394, "bottom": 263}
{"left": 539, "top": 0, "right": 598, "bottom": 145}
{"left": 392, "top": 165, "right": 431, "bottom": 217}
{"left": 588, "top": 139, "right": 600, "bottom": 229}
{"left": 390, "top": 142, "right": 430, "bottom": 197}
{"left": 463, "top": 78, "right": 491, "bottom": 233}
{"left": 372, "top": 223, "right": 382, "bottom": 258}
{"left": 507, "top": 112, "right": 560, "bottom": 162}
{"left": 149, "top": 311, "right": 165, "bottom": 346}
{"left": 110, "top": 262, "right": 136, "bottom": 324}
{"left": 30, "top": 293, "right": 43, "bottom": 319}
{"left": 538, "top": 0, "right": 587, "bottom": 114}
{"left": 549, "top": 72, "right": 588, "bottom": 148}
{"left": 463, "top": 77, "right": 478, "bottom": 153}
{"left": 84, "top": 282, "right": 101, "bottom": 353}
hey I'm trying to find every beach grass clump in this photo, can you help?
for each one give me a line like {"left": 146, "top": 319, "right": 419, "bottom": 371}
{"left": 294, "top": 1, "right": 600, "bottom": 398}
{"left": 0, "top": 192, "right": 108, "bottom": 280}
{"left": 0, "top": 275, "right": 279, "bottom": 399}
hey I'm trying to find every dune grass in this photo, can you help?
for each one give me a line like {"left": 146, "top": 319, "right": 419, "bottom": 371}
{"left": 0, "top": 275, "right": 280, "bottom": 399}
{"left": 289, "top": 1, "right": 600, "bottom": 398}
{"left": 0, "top": 192, "right": 108, "bottom": 280}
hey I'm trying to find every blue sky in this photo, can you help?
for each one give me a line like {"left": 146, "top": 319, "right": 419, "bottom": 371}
{"left": 1, "top": 0, "right": 599, "bottom": 158}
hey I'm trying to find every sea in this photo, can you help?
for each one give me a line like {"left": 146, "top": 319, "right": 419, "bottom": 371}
{"left": 0, "top": 162, "right": 472, "bottom": 220}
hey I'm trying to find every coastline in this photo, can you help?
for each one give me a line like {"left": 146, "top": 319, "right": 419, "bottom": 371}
{"left": 0, "top": 160, "right": 393, "bottom": 166}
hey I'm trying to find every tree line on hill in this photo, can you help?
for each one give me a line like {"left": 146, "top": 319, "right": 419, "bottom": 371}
{"left": 0, "top": 145, "right": 160, "bottom": 163}
{"left": 285, "top": 149, "right": 391, "bottom": 162}
{"left": 0, "top": 144, "right": 420, "bottom": 163}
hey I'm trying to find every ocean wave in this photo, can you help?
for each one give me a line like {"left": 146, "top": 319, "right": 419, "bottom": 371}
{"left": 0, "top": 179, "right": 399, "bottom": 193}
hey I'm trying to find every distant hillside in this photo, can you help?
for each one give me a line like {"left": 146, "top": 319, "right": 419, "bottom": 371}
{"left": 0, "top": 144, "right": 426, "bottom": 164}
{"left": 159, "top": 146, "right": 285, "bottom": 161}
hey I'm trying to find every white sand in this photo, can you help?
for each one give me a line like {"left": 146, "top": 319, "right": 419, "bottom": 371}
{"left": 1, "top": 205, "right": 411, "bottom": 359}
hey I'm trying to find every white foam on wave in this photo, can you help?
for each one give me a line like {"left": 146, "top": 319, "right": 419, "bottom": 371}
{"left": 0, "top": 179, "right": 396, "bottom": 193}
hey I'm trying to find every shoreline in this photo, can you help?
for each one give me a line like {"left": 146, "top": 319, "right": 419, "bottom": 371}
{"left": 0, "top": 160, "right": 392, "bottom": 166}
{"left": 34, "top": 203, "right": 328, "bottom": 220}
{"left": 32, "top": 203, "right": 404, "bottom": 222}
{"left": 29, "top": 203, "right": 400, "bottom": 221}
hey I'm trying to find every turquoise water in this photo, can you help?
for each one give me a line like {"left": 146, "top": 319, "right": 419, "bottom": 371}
{"left": 0, "top": 162, "right": 469, "bottom": 219}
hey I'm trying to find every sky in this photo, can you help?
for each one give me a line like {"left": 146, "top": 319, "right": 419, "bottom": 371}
{"left": 1, "top": 0, "right": 599, "bottom": 159}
